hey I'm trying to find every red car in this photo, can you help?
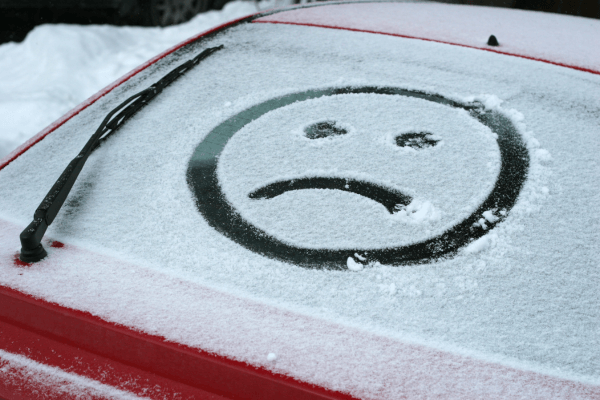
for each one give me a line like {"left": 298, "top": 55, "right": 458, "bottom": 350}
{"left": 1, "top": 2, "right": 599, "bottom": 399}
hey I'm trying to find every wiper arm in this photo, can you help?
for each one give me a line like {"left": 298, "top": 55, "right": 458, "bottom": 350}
{"left": 19, "top": 45, "right": 224, "bottom": 263}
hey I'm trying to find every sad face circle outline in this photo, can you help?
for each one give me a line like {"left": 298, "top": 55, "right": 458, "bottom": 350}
{"left": 187, "top": 87, "right": 529, "bottom": 269}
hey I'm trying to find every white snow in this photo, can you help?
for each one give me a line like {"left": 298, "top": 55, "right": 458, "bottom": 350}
{"left": 346, "top": 256, "right": 363, "bottom": 271}
{"left": 267, "top": 352, "right": 277, "bottom": 361}
{"left": 379, "top": 282, "right": 397, "bottom": 296}
{"left": 0, "top": 349, "right": 144, "bottom": 399}
{"left": 0, "top": 0, "right": 287, "bottom": 159}
{"left": 219, "top": 93, "right": 498, "bottom": 248}
{"left": 482, "top": 210, "right": 499, "bottom": 223}
{"left": 256, "top": 2, "right": 600, "bottom": 73}
{"left": 0, "top": 2, "right": 598, "bottom": 398}
{"left": 475, "top": 218, "right": 488, "bottom": 230}
{"left": 536, "top": 148, "right": 552, "bottom": 162}
{"left": 354, "top": 252, "right": 366, "bottom": 262}
{"left": 391, "top": 199, "right": 441, "bottom": 224}
{"left": 464, "top": 232, "right": 498, "bottom": 254}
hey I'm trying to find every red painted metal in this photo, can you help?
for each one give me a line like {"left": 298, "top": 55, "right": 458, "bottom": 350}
{"left": 12, "top": 253, "right": 29, "bottom": 268}
{"left": 253, "top": 20, "right": 600, "bottom": 77}
{"left": 0, "top": 285, "right": 357, "bottom": 400}
{"left": 0, "top": 319, "right": 227, "bottom": 400}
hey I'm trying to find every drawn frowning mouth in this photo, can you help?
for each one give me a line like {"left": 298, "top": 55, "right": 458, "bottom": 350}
{"left": 248, "top": 177, "right": 413, "bottom": 214}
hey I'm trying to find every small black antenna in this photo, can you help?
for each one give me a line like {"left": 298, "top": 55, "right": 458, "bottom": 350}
{"left": 487, "top": 35, "right": 499, "bottom": 46}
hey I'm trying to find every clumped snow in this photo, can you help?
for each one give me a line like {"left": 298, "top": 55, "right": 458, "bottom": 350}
{"left": 482, "top": 209, "right": 499, "bottom": 223}
{"left": 392, "top": 199, "right": 441, "bottom": 224}
{"left": 464, "top": 232, "right": 498, "bottom": 254}
{"left": 346, "top": 256, "right": 363, "bottom": 271}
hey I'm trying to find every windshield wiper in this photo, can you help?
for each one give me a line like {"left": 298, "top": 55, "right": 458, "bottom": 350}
{"left": 19, "top": 45, "right": 224, "bottom": 263}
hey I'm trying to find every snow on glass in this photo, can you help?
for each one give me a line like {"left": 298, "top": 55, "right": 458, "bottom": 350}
{"left": 0, "top": 4, "right": 598, "bottom": 398}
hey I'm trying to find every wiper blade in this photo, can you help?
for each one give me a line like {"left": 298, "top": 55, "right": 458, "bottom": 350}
{"left": 19, "top": 45, "right": 224, "bottom": 263}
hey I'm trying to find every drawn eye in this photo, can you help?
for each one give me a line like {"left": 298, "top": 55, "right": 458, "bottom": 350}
{"left": 395, "top": 132, "right": 440, "bottom": 149}
{"left": 304, "top": 121, "right": 348, "bottom": 139}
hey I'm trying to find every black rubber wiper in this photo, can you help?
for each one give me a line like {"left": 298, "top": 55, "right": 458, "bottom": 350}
{"left": 19, "top": 45, "right": 224, "bottom": 263}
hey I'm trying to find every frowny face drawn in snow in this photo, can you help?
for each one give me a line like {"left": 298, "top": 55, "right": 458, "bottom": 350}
{"left": 187, "top": 87, "right": 529, "bottom": 269}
